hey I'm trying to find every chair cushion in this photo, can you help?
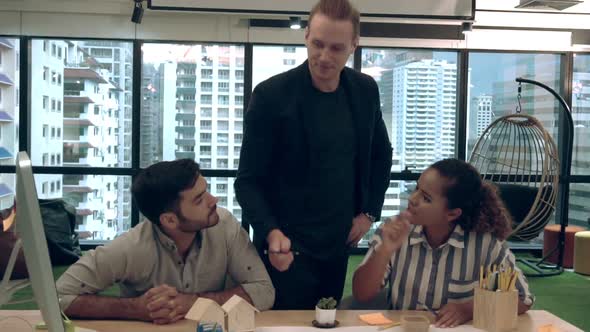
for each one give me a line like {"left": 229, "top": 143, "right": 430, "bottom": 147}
{"left": 493, "top": 183, "right": 554, "bottom": 239}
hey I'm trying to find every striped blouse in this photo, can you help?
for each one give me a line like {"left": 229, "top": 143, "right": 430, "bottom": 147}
{"left": 362, "top": 224, "right": 534, "bottom": 310}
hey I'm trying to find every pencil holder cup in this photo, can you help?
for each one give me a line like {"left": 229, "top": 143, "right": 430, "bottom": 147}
{"left": 473, "top": 288, "right": 518, "bottom": 332}
{"left": 400, "top": 314, "right": 430, "bottom": 332}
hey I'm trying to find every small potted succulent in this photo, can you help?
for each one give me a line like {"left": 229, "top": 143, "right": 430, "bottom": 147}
{"left": 315, "top": 297, "right": 338, "bottom": 326}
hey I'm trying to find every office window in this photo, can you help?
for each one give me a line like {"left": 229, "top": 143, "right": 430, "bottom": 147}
{"left": 466, "top": 52, "right": 561, "bottom": 231}
{"left": 467, "top": 53, "right": 562, "bottom": 157}
{"left": 42, "top": 153, "right": 48, "bottom": 165}
{"left": 572, "top": 54, "right": 590, "bottom": 176}
{"left": 51, "top": 175, "right": 132, "bottom": 242}
{"left": 31, "top": 39, "right": 132, "bottom": 169}
{"left": 43, "top": 67, "right": 49, "bottom": 81}
{"left": 140, "top": 43, "right": 245, "bottom": 168}
{"left": 569, "top": 54, "right": 590, "bottom": 228}
{"left": 253, "top": 45, "right": 352, "bottom": 90}
{"left": 43, "top": 125, "right": 48, "bottom": 137}
{"left": 362, "top": 48, "right": 459, "bottom": 172}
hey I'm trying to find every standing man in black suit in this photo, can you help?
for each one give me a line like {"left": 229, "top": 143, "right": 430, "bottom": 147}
{"left": 235, "top": 0, "right": 392, "bottom": 309}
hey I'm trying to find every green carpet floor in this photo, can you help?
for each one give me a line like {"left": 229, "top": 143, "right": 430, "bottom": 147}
{"left": 3, "top": 255, "right": 590, "bottom": 330}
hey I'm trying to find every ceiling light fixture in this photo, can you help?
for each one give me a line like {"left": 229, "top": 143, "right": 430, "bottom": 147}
{"left": 462, "top": 22, "right": 473, "bottom": 34}
{"left": 290, "top": 16, "right": 302, "bottom": 30}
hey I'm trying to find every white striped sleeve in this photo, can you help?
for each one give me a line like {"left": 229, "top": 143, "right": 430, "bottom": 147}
{"left": 490, "top": 240, "right": 535, "bottom": 306}
{"left": 361, "top": 226, "right": 392, "bottom": 288}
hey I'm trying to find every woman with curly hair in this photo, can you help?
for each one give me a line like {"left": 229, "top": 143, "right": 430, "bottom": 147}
{"left": 353, "top": 158, "right": 533, "bottom": 328}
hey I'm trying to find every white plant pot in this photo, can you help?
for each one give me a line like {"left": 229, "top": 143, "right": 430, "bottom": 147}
{"left": 315, "top": 306, "right": 336, "bottom": 325}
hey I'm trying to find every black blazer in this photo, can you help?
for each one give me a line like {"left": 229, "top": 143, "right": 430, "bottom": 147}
{"left": 235, "top": 61, "right": 393, "bottom": 251}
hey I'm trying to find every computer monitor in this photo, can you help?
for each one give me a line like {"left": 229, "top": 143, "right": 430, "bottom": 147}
{"left": 0, "top": 152, "right": 66, "bottom": 332}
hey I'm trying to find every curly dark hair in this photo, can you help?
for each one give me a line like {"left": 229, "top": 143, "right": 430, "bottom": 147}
{"left": 430, "top": 158, "right": 512, "bottom": 240}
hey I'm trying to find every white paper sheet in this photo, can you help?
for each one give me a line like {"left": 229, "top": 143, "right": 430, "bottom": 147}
{"left": 256, "top": 325, "right": 486, "bottom": 332}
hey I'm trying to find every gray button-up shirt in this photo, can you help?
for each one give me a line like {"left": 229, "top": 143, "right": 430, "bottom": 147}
{"left": 56, "top": 207, "right": 275, "bottom": 310}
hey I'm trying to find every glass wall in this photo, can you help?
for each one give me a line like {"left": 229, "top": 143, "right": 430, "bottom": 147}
{"left": 28, "top": 39, "right": 134, "bottom": 242}
{"left": 140, "top": 43, "right": 245, "bottom": 224}
{"left": 361, "top": 48, "right": 459, "bottom": 228}
{"left": 570, "top": 54, "right": 590, "bottom": 228}
{"left": 362, "top": 48, "right": 459, "bottom": 172}
{"left": 252, "top": 45, "right": 354, "bottom": 90}
{"left": 0, "top": 38, "right": 19, "bottom": 210}
{"left": 1, "top": 33, "right": 588, "bottom": 245}
{"left": 466, "top": 52, "right": 562, "bottom": 232}
{"left": 466, "top": 53, "right": 562, "bottom": 155}
{"left": 31, "top": 174, "right": 132, "bottom": 242}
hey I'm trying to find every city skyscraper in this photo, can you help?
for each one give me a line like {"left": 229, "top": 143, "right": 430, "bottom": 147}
{"left": 474, "top": 94, "right": 494, "bottom": 138}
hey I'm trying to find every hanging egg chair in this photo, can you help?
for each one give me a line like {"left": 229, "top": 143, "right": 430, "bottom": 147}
{"left": 469, "top": 113, "right": 559, "bottom": 241}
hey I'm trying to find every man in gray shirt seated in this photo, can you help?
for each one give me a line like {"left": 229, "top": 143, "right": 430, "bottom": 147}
{"left": 56, "top": 159, "right": 275, "bottom": 324}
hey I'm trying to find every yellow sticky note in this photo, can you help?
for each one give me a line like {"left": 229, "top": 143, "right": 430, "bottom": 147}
{"left": 538, "top": 324, "right": 561, "bottom": 332}
{"left": 358, "top": 313, "right": 394, "bottom": 325}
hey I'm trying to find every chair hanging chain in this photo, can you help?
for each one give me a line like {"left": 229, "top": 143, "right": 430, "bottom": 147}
{"left": 516, "top": 82, "right": 522, "bottom": 114}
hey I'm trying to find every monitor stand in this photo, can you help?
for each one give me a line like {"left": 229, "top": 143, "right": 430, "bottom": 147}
{"left": 0, "top": 239, "right": 30, "bottom": 307}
